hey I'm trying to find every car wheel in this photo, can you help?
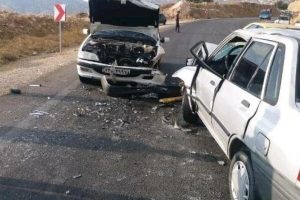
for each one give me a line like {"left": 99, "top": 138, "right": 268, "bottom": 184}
{"left": 229, "top": 151, "right": 255, "bottom": 200}
{"left": 182, "top": 89, "right": 199, "bottom": 124}
{"left": 163, "top": 21, "right": 166, "bottom": 25}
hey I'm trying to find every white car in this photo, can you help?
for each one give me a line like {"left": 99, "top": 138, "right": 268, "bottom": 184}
{"left": 77, "top": 0, "right": 168, "bottom": 95}
{"left": 174, "top": 28, "right": 300, "bottom": 200}
{"left": 274, "top": 15, "right": 291, "bottom": 24}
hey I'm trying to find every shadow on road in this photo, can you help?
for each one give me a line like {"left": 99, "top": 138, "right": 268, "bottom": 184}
{"left": 0, "top": 127, "right": 220, "bottom": 163}
{"left": 0, "top": 176, "right": 149, "bottom": 200}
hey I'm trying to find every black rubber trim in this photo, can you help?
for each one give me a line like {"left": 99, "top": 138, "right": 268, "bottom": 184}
{"left": 211, "top": 114, "right": 231, "bottom": 136}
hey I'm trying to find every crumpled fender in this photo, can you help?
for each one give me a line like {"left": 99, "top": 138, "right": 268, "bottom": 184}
{"left": 172, "top": 66, "right": 197, "bottom": 88}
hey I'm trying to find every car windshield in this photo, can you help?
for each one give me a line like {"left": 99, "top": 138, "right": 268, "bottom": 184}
{"left": 261, "top": 11, "right": 270, "bottom": 15}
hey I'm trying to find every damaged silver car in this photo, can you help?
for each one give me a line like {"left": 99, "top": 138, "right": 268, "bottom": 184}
{"left": 77, "top": 0, "right": 169, "bottom": 95}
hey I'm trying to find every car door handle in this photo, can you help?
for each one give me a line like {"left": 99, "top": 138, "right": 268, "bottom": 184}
{"left": 210, "top": 80, "right": 215, "bottom": 86}
{"left": 241, "top": 100, "right": 250, "bottom": 108}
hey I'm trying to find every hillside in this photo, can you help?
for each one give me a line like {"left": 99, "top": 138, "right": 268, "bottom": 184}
{"left": 0, "top": 11, "right": 89, "bottom": 65}
{"left": 163, "top": 1, "right": 278, "bottom": 19}
{"left": 0, "top": 0, "right": 88, "bottom": 14}
{"left": 288, "top": 0, "right": 300, "bottom": 23}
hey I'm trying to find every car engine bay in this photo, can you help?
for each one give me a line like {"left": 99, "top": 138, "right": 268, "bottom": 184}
{"left": 82, "top": 30, "right": 158, "bottom": 67}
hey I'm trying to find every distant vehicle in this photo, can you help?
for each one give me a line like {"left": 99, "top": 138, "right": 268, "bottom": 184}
{"left": 259, "top": 9, "right": 272, "bottom": 20}
{"left": 243, "top": 22, "right": 297, "bottom": 30}
{"left": 275, "top": 15, "right": 291, "bottom": 24}
{"left": 174, "top": 28, "right": 300, "bottom": 200}
{"left": 159, "top": 14, "right": 167, "bottom": 25}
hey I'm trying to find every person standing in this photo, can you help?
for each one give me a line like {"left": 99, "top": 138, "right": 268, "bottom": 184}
{"left": 176, "top": 11, "right": 180, "bottom": 33}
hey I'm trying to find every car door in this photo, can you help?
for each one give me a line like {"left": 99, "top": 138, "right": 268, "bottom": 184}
{"left": 211, "top": 39, "right": 277, "bottom": 150}
{"left": 194, "top": 37, "right": 246, "bottom": 137}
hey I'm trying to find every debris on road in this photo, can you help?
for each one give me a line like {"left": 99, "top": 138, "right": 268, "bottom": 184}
{"left": 152, "top": 104, "right": 174, "bottom": 112}
{"left": 30, "top": 110, "right": 49, "bottom": 117}
{"left": 10, "top": 88, "right": 21, "bottom": 95}
{"left": 73, "top": 174, "right": 82, "bottom": 179}
{"left": 29, "top": 84, "right": 42, "bottom": 87}
{"left": 159, "top": 96, "right": 182, "bottom": 104}
{"left": 162, "top": 116, "right": 172, "bottom": 125}
{"left": 217, "top": 160, "right": 226, "bottom": 166}
{"left": 95, "top": 102, "right": 108, "bottom": 106}
{"left": 139, "top": 93, "right": 159, "bottom": 99}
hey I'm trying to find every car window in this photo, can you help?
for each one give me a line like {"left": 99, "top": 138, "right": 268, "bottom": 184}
{"left": 264, "top": 46, "right": 284, "bottom": 105}
{"left": 207, "top": 39, "right": 246, "bottom": 76}
{"left": 230, "top": 41, "right": 274, "bottom": 97}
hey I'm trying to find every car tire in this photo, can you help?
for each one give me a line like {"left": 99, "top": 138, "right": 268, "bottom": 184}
{"left": 182, "top": 89, "right": 199, "bottom": 124}
{"left": 163, "top": 21, "right": 166, "bottom": 25}
{"left": 229, "top": 151, "right": 256, "bottom": 200}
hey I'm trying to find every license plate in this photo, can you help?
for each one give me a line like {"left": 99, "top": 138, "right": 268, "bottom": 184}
{"left": 102, "top": 67, "right": 131, "bottom": 76}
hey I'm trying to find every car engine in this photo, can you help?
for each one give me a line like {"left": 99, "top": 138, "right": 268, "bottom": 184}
{"left": 82, "top": 38, "right": 157, "bottom": 67}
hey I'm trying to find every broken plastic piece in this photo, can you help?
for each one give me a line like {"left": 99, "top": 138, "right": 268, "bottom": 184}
{"left": 73, "top": 174, "right": 82, "bottom": 179}
{"left": 30, "top": 110, "right": 49, "bottom": 117}
{"left": 159, "top": 96, "right": 182, "bottom": 104}
{"left": 29, "top": 84, "right": 42, "bottom": 87}
{"left": 217, "top": 160, "right": 226, "bottom": 166}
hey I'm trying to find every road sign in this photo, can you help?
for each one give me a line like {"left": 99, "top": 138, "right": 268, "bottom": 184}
{"left": 54, "top": 4, "right": 66, "bottom": 22}
{"left": 54, "top": 4, "right": 66, "bottom": 53}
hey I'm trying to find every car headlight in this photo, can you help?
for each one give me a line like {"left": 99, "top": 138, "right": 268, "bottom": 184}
{"left": 78, "top": 51, "right": 99, "bottom": 62}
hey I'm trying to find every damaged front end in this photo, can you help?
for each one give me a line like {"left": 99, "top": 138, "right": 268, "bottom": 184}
{"left": 77, "top": 28, "right": 166, "bottom": 86}
{"left": 77, "top": 0, "right": 169, "bottom": 95}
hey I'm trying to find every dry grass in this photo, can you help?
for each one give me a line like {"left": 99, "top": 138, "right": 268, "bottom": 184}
{"left": 0, "top": 11, "right": 89, "bottom": 65}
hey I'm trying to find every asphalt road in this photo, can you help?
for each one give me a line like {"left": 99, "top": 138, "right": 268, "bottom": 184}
{"left": 0, "top": 18, "right": 254, "bottom": 200}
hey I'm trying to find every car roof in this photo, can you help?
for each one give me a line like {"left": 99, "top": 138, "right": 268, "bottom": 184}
{"left": 244, "top": 22, "right": 296, "bottom": 29}
{"left": 236, "top": 28, "right": 300, "bottom": 41}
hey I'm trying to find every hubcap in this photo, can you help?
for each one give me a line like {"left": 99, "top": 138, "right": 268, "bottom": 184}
{"left": 231, "top": 161, "right": 250, "bottom": 200}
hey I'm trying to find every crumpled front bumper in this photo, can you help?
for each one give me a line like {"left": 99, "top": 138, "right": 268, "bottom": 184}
{"left": 100, "top": 76, "right": 180, "bottom": 97}
{"left": 77, "top": 59, "right": 166, "bottom": 86}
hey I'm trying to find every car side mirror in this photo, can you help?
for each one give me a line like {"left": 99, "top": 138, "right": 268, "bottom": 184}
{"left": 161, "top": 37, "right": 170, "bottom": 43}
{"left": 190, "top": 41, "right": 209, "bottom": 62}
{"left": 186, "top": 58, "right": 195, "bottom": 66}
{"left": 82, "top": 28, "right": 90, "bottom": 35}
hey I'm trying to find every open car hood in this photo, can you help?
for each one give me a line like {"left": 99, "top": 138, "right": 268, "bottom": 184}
{"left": 89, "top": 0, "right": 160, "bottom": 28}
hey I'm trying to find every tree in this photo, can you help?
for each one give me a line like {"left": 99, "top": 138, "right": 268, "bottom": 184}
{"left": 276, "top": 0, "right": 288, "bottom": 10}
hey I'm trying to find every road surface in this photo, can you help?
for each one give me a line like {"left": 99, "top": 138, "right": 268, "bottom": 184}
{"left": 0, "top": 18, "right": 254, "bottom": 200}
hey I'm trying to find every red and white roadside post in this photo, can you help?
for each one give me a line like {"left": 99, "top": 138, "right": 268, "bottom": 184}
{"left": 54, "top": 4, "right": 66, "bottom": 53}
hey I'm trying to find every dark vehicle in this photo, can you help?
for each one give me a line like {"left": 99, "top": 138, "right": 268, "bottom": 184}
{"left": 159, "top": 14, "right": 167, "bottom": 25}
{"left": 259, "top": 9, "right": 272, "bottom": 20}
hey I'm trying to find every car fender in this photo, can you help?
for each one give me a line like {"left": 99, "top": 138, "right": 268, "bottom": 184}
{"left": 227, "top": 134, "right": 252, "bottom": 159}
{"left": 172, "top": 66, "right": 197, "bottom": 88}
